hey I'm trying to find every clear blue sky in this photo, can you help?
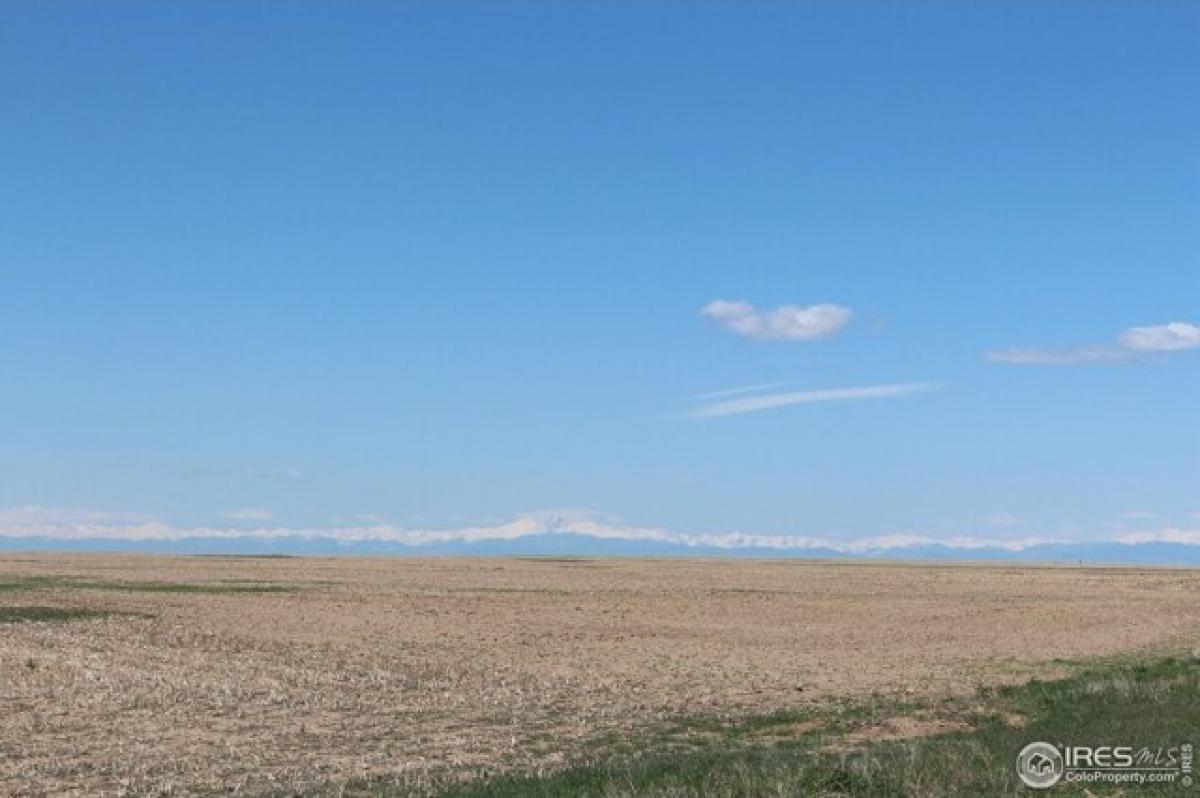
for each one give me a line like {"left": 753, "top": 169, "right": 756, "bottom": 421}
{"left": 1, "top": 2, "right": 1197, "bottom": 549}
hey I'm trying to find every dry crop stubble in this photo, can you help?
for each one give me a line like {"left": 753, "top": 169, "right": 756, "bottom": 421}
{"left": 2, "top": 553, "right": 1199, "bottom": 795}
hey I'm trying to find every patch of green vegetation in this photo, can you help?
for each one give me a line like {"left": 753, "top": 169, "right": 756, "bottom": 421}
{"left": 191, "top": 553, "right": 298, "bottom": 559}
{"left": 439, "top": 750, "right": 903, "bottom": 798}
{"left": 83, "top": 580, "right": 296, "bottom": 594}
{"left": 334, "top": 653, "right": 1199, "bottom": 797}
{"left": 722, "top": 707, "right": 819, "bottom": 734}
{"left": 515, "top": 557, "right": 597, "bottom": 564}
{"left": 0, "top": 576, "right": 63, "bottom": 592}
{"left": 0, "top": 575, "right": 296, "bottom": 594}
{"left": 445, "top": 587, "right": 571, "bottom": 595}
{"left": 0, "top": 606, "right": 115, "bottom": 624}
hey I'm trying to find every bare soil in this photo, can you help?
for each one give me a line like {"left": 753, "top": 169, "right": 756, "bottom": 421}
{"left": 2, "top": 554, "right": 1198, "bottom": 796}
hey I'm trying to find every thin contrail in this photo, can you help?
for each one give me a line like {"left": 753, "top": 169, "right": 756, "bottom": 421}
{"left": 690, "top": 382, "right": 790, "bottom": 401}
{"left": 687, "top": 382, "right": 937, "bottom": 419}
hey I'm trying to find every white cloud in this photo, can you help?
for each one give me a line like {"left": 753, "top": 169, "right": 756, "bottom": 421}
{"left": 987, "top": 321, "right": 1200, "bottom": 365}
{"left": 8, "top": 506, "right": 1200, "bottom": 555}
{"left": 686, "top": 382, "right": 935, "bottom": 419}
{"left": 224, "top": 508, "right": 274, "bottom": 521}
{"left": 0, "top": 506, "right": 1060, "bottom": 552}
{"left": 701, "top": 300, "right": 851, "bottom": 341}
{"left": 1118, "top": 322, "right": 1200, "bottom": 352}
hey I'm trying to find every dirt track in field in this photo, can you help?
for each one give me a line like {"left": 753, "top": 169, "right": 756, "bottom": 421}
{"left": 2, "top": 554, "right": 1198, "bottom": 796}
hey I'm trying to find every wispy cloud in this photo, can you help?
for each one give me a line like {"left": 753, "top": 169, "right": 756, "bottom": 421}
{"left": 179, "top": 465, "right": 305, "bottom": 482}
{"left": 1115, "top": 528, "right": 1200, "bottom": 546}
{"left": 986, "top": 321, "right": 1200, "bottom": 365}
{"left": 224, "top": 508, "right": 274, "bottom": 521}
{"left": 701, "top": 300, "right": 851, "bottom": 341}
{"left": 686, "top": 382, "right": 935, "bottom": 419}
{"left": 238, "top": 466, "right": 304, "bottom": 481}
{"left": 984, "top": 346, "right": 1130, "bottom": 365}
{"left": 0, "top": 506, "right": 151, "bottom": 526}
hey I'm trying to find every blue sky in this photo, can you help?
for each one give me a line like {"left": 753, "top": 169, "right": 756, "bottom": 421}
{"left": 1, "top": 2, "right": 1197, "bottom": 554}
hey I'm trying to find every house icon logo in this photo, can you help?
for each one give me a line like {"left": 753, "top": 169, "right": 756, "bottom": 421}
{"left": 1017, "top": 742, "right": 1064, "bottom": 789}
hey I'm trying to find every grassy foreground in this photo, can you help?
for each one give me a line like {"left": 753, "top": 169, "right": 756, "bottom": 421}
{"left": 344, "top": 654, "right": 1199, "bottom": 797}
